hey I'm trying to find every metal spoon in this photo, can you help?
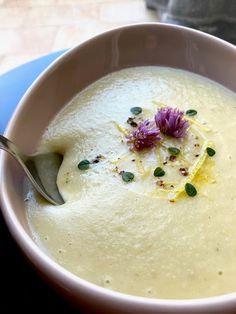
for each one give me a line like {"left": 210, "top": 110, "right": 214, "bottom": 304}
{"left": 0, "top": 135, "right": 64, "bottom": 205}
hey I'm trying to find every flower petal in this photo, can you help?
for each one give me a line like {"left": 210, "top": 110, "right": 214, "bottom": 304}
{"left": 155, "top": 107, "right": 189, "bottom": 138}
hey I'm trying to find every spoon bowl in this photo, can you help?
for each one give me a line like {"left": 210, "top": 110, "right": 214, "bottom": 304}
{"left": 0, "top": 135, "right": 64, "bottom": 205}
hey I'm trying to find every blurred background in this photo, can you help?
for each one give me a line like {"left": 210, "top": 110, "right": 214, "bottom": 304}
{"left": 0, "top": 0, "right": 235, "bottom": 75}
{"left": 0, "top": 0, "right": 157, "bottom": 74}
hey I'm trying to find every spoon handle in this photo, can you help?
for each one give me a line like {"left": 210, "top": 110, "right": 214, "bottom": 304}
{"left": 0, "top": 134, "right": 50, "bottom": 200}
{"left": 0, "top": 134, "right": 13, "bottom": 153}
{"left": 0, "top": 135, "right": 25, "bottom": 164}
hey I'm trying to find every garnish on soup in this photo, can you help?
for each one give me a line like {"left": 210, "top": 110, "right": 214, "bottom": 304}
{"left": 127, "top": 117, "right": 138, "bottom": 127}
{"left": 121, "top": 171, "right": 135, "bottom": 182}
{"left": 126, "top": 119, "right": 161, "bottom": 152}
{"left": 206, "top": 147, "right": 216, "bottom": 157}
{"left": 155, "top": 107, "right": 189, "bottom": 138}
{"left": 113, "top": 104, "right": 215, "bottom": 200}
{"left": 185, "top": 183, "right": 197, "bottom": 197}
{"left": 168, "top": 147, "right": 180, "bottom": 156}
{"left": 186, "top": 109, "right": 197, "bottom": 116}
{"left": 78, "top": 160, "right": 90, "bottom": 170}
{"left": 153, "top": 167, "right": 165, "bottom": 177}
{"left": 130, "top": 106, "right": 142, "bottom": 115}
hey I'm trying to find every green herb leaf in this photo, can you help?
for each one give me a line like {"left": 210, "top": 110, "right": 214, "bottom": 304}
{"left": 185, "top": 183, "right": 197, "bottom": 197}
{"left": 78, "top": 160, "right": 90, "bottom": 170}
{"left": 206, "top": 147, "right": 216, "bottom": 157}
{"left": 186, "top": 109, "right": 197, "bottom": 116}
{"left": 168, "top": 147, "right": 180, "bottom": 156}
{"left": 130, "top": 107, "right": 142, "bottom": 115}
{"left": 153, "top": 167, "right": 165, "bottom": 177}
{"left": 121, "top": 171, "right": 134, "bottom": 182}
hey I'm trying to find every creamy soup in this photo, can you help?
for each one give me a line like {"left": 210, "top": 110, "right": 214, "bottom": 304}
{"left": 26, "top": 67, "right": 236, "bottom": 299}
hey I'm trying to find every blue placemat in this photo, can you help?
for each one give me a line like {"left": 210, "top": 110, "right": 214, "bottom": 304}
{"left": 0, "top": 49, "right": 67, "bottom": 134}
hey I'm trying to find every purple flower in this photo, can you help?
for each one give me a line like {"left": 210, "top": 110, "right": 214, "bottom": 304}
{"left": 155, "top": 107, "right": 189, "bottom": 138}
{"left": 126, "top": 119, "right": 162, "bottom": 152}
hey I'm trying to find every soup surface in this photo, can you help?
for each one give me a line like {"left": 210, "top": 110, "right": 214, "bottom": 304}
{"left": 26, "top": 67, "right": 236, "bottom": 299}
